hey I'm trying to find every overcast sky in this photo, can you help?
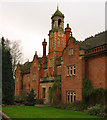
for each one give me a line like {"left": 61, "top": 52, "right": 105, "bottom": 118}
{"left": 0, "top": 0, "right": 106, "bottom": 63}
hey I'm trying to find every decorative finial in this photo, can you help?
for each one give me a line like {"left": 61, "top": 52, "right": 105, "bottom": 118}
{"left": 57, "top": 3, "right": 59, "bottom": 10}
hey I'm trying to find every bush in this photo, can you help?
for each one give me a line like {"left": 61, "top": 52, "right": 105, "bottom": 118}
{"left": 88, "top": 88, "right": 105, "bottom": 105}
{"left": 52, "top": 101, "right": 87, "bottom": 111}
{"left": 24, "top": 89, "right": 36, "bottom": 106}
{"left": 82, "top": 78, "right": 106, "bottom": 106}
{"left": 65, "top": 101, "right": 87, "bottom": 111}
{"left": 14, "top": 90, "right": 27, "bottom": 104}
{"left": 87, "top": 104, "right": 107, "bottom": 118}
{"left": 36, "top": 99, "right": 44, "bottom": 104}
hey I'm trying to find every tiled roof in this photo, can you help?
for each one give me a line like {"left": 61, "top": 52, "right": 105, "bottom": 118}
{"left": 67, "top": 31, "right": 107, "bottom": 50}
{"left": 79, "top": 31, "right": 107, "bottom": 50}
{"left": 38, "top": 57, "right": 42, "bottom": 65}
{"left": 51, "top": 7, "right": 64, "bottom": 19}
{"left": 19, "top": 62, "right": 32, "bottom": 72}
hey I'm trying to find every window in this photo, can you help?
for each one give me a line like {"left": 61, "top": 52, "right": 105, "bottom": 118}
{"left": 70, "top": 66, "right": 72, "bottom": 76}
{"left": 67, "top": 66, "right": 69, "bottom": 76}
{"left": 73, "top": 65, "right": 76, "bottom": 75}
{"left": 42, "top": 88, "right": 46, "bottom": 98}
{"left": 34, "top": 62, "right": 36, "bottom": 67}
{"left": 67, "top": 91, "right": 76, "bottom": 103}
{"left": 74, "top": 92, "right": 76, "bottom": 102}
{"left": 67, "top": 91, "right": 69, "bottom": 102}
{"left": 66, "top": 65, "right": 76, "bottom": 76}
{"left": 68, "top": 48, "right": 73, "bottom": 55}
{"left": 58, "top": 19, "right": 61, "bottom": 27}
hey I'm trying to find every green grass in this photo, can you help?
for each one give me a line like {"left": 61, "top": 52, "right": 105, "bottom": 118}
{"left": 2, "top": 106, "right": 100, "bottom": 119}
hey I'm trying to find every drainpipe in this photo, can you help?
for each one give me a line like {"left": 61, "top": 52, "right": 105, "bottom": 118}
{"left": 85, "top": 57, "right": 87, "bottom": 78}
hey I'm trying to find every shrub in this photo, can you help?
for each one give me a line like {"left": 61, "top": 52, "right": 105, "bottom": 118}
{"left": 52, "top": 103, "right": 68, "bottom": 109}
{"left": 87, "top": 104, "right": 107, "bottom": 118}
{"left": 14, "top": 90, "right": 27, "bottom": 104}
{"left": 36, "top": 99, "right": 44, "bottom": 104}
{"left": 82, "top": 78, "right": 106, "bottom": 106}
{"left": 52, "top": 101, "right": 87, "bottom": 111}
{"left": 66, "top": 101, "right": 87, "bottom": 111}
{"left": 24, "top": 89, "right": 36, "bottom": 106}
{"left": 88, "top": 88, "right": 105, "bottom": 105}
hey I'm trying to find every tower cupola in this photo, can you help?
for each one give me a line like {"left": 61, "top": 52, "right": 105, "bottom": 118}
{"left": 51, "top": 6, "right": 64, "bottom": 31}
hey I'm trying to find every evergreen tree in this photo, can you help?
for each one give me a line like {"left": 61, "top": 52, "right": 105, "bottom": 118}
{"left": 1, "top": 37, "right": 14, "bottom": 104}
{"left": 25, "top": 89, "right": 36, "bottom": 106}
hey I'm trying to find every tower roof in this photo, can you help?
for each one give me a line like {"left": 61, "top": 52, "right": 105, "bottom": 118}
{"left": 51, "top": 7, "right": 64, "bottom": 19}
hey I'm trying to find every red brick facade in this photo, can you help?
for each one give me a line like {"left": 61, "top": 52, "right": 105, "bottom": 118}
{"left": 15, "top": 7, "right": 107, "bottom": 104}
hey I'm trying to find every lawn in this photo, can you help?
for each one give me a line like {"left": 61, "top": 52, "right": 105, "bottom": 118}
{"left": 2, "top": 106, "right": 100, "bottom": 119}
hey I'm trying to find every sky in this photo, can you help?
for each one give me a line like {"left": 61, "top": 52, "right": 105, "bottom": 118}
{"left": 0, "top": 0, "right": 106, "bottom": 63}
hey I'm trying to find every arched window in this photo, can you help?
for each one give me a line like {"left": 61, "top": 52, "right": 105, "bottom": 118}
{"left": 58, "top": 19, "right": 61, "bottom": 27}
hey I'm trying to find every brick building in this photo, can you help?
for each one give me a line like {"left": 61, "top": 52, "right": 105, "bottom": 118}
{"left": 15, "top": 7, "right": 107, "bottom": 104}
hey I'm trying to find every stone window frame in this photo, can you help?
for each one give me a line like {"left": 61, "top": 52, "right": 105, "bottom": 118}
{"left": 66, "top": 91, "right": 76, "bottom": 103}
{"left": 69, "top": 66, "right": 72, "bottom": 76}
{"left": 66, "top": 65, "right": 76, "bottom": 76}
{"left": 67, "top": 91, "right": 70, "bottom": 102}
{"left": 68, "top": 48, "right": 74, "bottom": 56}
{"left": 73, "top": 65, "right": 76, "bottom": 75}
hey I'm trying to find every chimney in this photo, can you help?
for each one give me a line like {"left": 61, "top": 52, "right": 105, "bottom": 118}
{"left": 42, "top": 38, "right": 47, "bottom": 57}
{"left": 65, "top": 24, "right": 71, "bottom": 45}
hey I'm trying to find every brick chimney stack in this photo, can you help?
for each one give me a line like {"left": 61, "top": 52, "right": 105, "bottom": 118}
{"left": 65, "top": 24, "right": 71, "bottom": 45}
{"left": 42, "top": 38, "right": 47, "bottom": 57}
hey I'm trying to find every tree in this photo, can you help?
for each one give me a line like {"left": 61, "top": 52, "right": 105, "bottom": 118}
{"left": 5, "top": 39, "right": 22, "bottom": 77}
{"left": 1, "top": 37, "right": 14, "bottom": 104}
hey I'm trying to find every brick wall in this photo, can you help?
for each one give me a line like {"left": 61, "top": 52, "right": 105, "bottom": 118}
{"left": 30, "top": 55, "right": 40, "bottom": 99}
{"left": 15, "top": 65, "right": 22, "bottom": 96}
{"left": 61, "top": 38, "right": 85, "bottom": 103}
{"left": 87, "top": 54, "right": 106, "bottom": 89}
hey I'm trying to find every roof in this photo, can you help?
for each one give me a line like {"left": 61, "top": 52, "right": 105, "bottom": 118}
{"left": 51, "top": 7, "right": 64, "bottom": 19}
{"left": 79, "top": 31, "right": 107, "bottom": 50}
{"left": 19, "top": 62, "right": 32, "bottom": 72}
{"left": 66, "top": 31, "right": 107, "bottom": 51}
{"left": 38, "top": 57, "right": 42, "bottom": 65}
